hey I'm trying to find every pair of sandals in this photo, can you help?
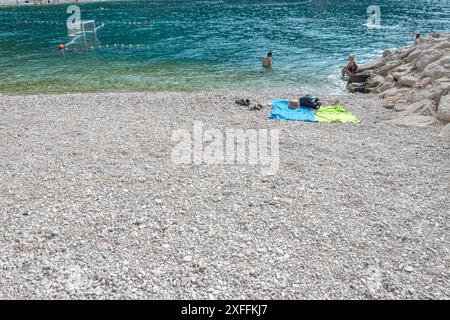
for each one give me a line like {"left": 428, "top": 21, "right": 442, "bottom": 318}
{"left": 235, "top": 99, "right": 263, "bottom": 111}
{"left": 235, "top": 99, "right": 251, "bottom": 106}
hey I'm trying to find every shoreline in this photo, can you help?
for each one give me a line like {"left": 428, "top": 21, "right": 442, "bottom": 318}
{"left": 0, "top": 89, "right": 446, "bottom": 133}
{"left": 0, "top": 87, "right": 350, "bottom": 97}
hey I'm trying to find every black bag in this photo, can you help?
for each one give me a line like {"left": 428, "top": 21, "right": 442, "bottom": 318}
{"left": 300, "top": 95, "right": 321, "bottom": 110}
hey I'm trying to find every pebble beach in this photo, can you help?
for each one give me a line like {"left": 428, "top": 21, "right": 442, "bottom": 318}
{"left": 1, "top": 0, "right": 449, "bottom": 301}
{"left": 0, "top": 91, "right": 449, "bottom": 299}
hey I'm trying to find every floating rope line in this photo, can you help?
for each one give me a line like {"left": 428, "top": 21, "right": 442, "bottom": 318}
{"left": 61, "top": 43, "right": 153, "bottom": 52}
{"left": 20, "top": 20, "right": 156, "bottom": 26}
{"left": 22, "top": 20, "right": 65, "bottom": 25}
{"left": 0, "top": 8, "right": 174, "bottom": 14}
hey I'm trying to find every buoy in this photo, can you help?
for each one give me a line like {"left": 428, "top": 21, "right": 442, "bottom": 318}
{"left": 57, "top": 44, "right": 65, "bottom": 50}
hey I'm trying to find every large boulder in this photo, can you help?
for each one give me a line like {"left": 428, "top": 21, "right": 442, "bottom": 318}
{"left": 417, "top": 77, "right": 432, "bottom": 89}
{"left": 348, "top": 70, "right": 372, "bottom": 83}
{"left": 346, "top": 82, "right": 370, "bottom": 93}
{"left": 400, "top": 41, "right": 435, "bottom": 63}
{"left": 431, "top": 42, "right": 450, "bottom": 51}
{"left": 388, "top": 115, "right": 438, "bottom": 127}
{"left": 398, "top": 75, "right": 419, "bottom": 88}
{"left": 375, "top": 82, "right": 395, "bottom": 94}
{"left": 424, "top": 54, "right": 450, "bottom": 69}
{"left": 437, "top": 93, "right": 450, "bottom": 123}
{"left": 399, "top": 45, "right": 419, "bottom": 60}
{"left": 393, "top": 104, "right": 407, "bottom": 112}
{"left": 407, "top": 80, "right": 450, "bottom": 103}
{"left": 383, "top": 91, "right": 409, "bottom": 109}
{"left": 405, "top": 49, "right": 422, "bottom": 63}
{"left": 429, "top": 66, "right": 450, "bottom": 82}
{"left": 392, "top": 64, "right": 415, "bottom": 80}
{"left": 423, "top": 55, "right": 450, "bottom": 80}
{"left": 405, "top": 99, "right": 437, "bottom": 116}
{"left": 367, "top": 74, "right": 386, "bottom": 87}
{"left": 380, "top": 87, "right": 411, "bottom": 99}
{"left": 415, "top": 50, "right": 445, "bottom": 71}
{"left": 382, "top": 49, "right": 393, "bottom": 58}
{"left": 375, "top": 60, "right": 402, "bottom": 76}
{"left": 439, "top": 123, "right": 450, "bottom": 138}
{"left": 358, "top": 59, "right": 385, "bottom": 72}
{"left": 385, "top": 74, "right": 394, "bottom": 83}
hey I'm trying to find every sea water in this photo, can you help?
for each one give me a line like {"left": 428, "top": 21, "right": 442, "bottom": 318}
{"left": 0, "top": 0, "right": 449, "bottom": 94}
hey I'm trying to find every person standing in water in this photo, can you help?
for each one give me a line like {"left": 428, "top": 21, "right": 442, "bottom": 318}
{"left": 341, "top": 54, "right": 358, "bottom": 78}
{"left": 263, "top": 51, "right": 273, "bottom": 68}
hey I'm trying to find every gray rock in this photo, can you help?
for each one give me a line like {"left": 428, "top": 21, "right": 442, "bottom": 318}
{"left": 367, "top": 75, "right": 386, "bottom": 88}
{"left": 388, "top": 115, "right": 438, "bottom": 127}
{"left": 407, "top": 81, "right": 450, "bottom": 103}
{"left": 383, "top": 92, "right": 408, "bottom": 109}
{"left": 348, "top": 71, "right": 372, "bottom": 83}
{"left": 406, "top": 99, "right": 437, "bottom": 116}
{"left": 423, "top": 55, "right": 450, "bottom": 81}
{"left": 375, "top": 82, "right": 395, "bottom": 94}
{"left": 385, "top": 75, "right": 394, "bottom": 83}
{"left": 392, "top": 64, "right": 415, "bottom": 80}
{"left": 415, "top": 50, "right": 445, "bottom": 72}
{"left": 380, "top": 87, "right": 411, "bottom": 100}
{"left": 398, "top": 75, "right": 419, "bottom": 88}
{"left": 437, "top": 93, "right": 450, "bottom": 123}
{"left": 358, "top": 60, "right": 385, "bottom": 72}
{"left": 439, "top": 123, "right": 450, "bottom": 138}
{"left": 393, "top": 103, "right": 407, "bottom": 112}
{"left": 404, "top": 266, "right": 415, "bottom": 273}
{"left": 375, "top": 61, "right": 403, "bottom": 76}
{"left": 347, "top": 82, "right": 370, "bottom": 93}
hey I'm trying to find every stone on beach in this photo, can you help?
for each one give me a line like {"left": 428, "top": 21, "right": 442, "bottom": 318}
{"left": 437, "top": 93, "right": 450, "bottom": 123}
{"left": 388, "top": 115, "right": 438, "bottom": 127}
{"left": 405, "top": 99, "right": 437, "bottom": 116}
{"left": 439, "top": 123, "right": 450, "bottom": 137}
{"left": 398, "top": 75, "right": 419, "bottom": 88}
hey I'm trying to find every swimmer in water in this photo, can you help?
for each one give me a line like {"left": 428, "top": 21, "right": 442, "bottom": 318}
{"left": 263, "top": 51, "right": 272, "bottom": 68}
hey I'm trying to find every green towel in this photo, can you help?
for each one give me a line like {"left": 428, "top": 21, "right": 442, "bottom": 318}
{"left": 315, "top": 106, "right": 359, "bottom": 123}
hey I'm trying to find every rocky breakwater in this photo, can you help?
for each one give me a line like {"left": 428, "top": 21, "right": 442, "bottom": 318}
{"left": 347, "top": 33, "right": 450, "bottom": 138}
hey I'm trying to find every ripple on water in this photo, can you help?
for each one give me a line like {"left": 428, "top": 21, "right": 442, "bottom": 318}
{"left": 0, "top": 0, "right": 449, "bottom": 94}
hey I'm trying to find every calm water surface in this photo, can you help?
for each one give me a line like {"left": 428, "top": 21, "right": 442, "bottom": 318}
{"left": 0, "top": 0, "right": 449, "bottom": 94}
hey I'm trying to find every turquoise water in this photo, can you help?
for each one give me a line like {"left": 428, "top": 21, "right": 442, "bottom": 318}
{"left": 1, "top": 0, "right": 450, "bottom": 94}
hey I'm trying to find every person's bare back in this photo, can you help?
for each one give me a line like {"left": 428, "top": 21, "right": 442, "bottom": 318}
{"left": 263, "top": 51, "right": 272, "bottom": 68}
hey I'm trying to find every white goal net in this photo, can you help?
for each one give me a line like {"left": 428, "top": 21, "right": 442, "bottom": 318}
{"left": 67, "top": 20, "right": 98, "bottom": 46}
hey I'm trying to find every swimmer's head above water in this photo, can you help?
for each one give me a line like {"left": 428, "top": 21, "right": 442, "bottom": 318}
{"left": 263, "top": 51, "right": 273, "bottom": 67}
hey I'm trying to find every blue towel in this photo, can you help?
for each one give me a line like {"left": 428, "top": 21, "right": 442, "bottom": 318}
{"left": 268, "top": 99, "right": 318, "bottom": 122}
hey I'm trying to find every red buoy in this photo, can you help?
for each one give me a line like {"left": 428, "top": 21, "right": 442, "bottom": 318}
{"left": 57, "top": 44, "right": 65, "bottom": 50}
